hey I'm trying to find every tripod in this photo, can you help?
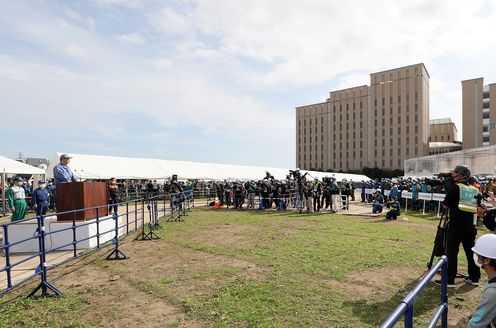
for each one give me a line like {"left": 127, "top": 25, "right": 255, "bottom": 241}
{"left": 427, "top": 207, "right": 468, "bottom": 279}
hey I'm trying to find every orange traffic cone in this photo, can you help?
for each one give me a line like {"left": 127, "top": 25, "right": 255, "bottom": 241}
{"left": 214, "top": 197, "right": 219, "bottom": 208}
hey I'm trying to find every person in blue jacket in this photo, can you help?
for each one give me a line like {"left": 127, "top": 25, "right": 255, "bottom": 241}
{"left": 32, "top": 180, "right": 50, "bottom": 217}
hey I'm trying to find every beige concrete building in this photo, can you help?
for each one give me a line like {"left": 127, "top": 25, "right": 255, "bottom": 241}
{"left": 296, "top": 63, "right": 430, "bottom": 171}
{"left": 462, "top": 78, "right": 496, "bottom": 149}
{"left": 429, "top": 118, "right": 458, "bottom": 143}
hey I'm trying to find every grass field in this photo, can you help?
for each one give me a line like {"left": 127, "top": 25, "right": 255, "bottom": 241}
{"left": 0, "top": 207, "right": 485, "bottom": 327}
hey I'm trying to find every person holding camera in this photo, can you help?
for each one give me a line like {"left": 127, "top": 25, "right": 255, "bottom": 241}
{"left": 372, "top": 189, "right": 385, "bottom": 214}
{"left": 467, "top": 234, "right": 496, "bottom": 328}
{"left": 386, "top": 196, "right": 400, "bottom": 220}
{"left": 439, "top": 165, "right": 481, "bottom": 288}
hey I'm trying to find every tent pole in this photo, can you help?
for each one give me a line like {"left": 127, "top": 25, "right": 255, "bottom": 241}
{"left": 2, "top": 169, "right": 6, "bottom": 217}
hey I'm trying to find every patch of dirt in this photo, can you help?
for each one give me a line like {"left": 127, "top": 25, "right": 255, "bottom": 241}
{"left": 111, "top": 241, "right": 264, "bottom": 281}
{"left": 50, "top": 257, "right": 202, "bottom": 328}
{"left": 328, "top": 266, "right": 425, "bottom": 299}
{"left": 191, "top": 223, "right": 265, "bottom": 248}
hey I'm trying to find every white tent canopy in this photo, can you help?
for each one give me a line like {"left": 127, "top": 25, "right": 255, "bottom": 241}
{"left": 0, "top": 156, "right": 46, "bottom": 175}
{"left": 45, "top": 152, "right": 371, "bottom": 182}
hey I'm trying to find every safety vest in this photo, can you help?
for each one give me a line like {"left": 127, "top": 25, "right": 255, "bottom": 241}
{"left": 457, "top": 183, "right": 479, "bottom": 213}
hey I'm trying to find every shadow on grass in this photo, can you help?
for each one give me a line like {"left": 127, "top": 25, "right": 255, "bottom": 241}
{"left": 342, "top": 276, "right": 442, "bottom": 326}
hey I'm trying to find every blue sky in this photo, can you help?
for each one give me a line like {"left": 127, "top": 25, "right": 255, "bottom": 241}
{"left": 1, "top": 0, "right": 496, "bottom": 167}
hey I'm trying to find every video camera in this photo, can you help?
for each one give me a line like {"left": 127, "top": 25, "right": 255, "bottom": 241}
{"left": 322, "top": 177, "right": 333, "bottom": 186}
{"left": 474, "top": 191, "right": 489, "bottom": 207}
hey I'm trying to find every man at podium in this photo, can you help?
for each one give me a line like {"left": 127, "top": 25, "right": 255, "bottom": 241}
{"left": 53, "top": 154, "right": 77, "bottom": 184}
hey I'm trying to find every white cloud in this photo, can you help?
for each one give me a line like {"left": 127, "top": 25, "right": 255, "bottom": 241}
{"left": 63, "top": 8, "right": 96, "bottom": 29}
{"left": 90, "top": 0, "right": 141, "bottom": 8}
{"left": 63, "top": 44, "right": 93, "bottom": 59}
{"left": 116, "top": 33, "right": 145, "bottom": 46}
{"left": 148, "top": 8, "right": 194, "bottom": 35}
{"left": 2, "top": 0, "right": 496, "bottom": 164}
{"left": 150, "top": 58, "right": 173, "bottom": 69}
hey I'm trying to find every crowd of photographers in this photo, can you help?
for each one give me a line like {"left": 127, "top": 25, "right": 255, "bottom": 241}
{"left": 206, "top": 170, "right": 355, "bottom": 213}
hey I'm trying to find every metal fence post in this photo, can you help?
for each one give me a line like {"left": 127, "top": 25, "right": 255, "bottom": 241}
{"left": 404, "top": 306, "right": 414, "bottom": 328}
{"left": 72, "top": 212, "right": 77, "bottom": 257}
{"left": 2, "top": 225, "right": 12, "bottom": 290}
{"left": 106, "top": 212, "right": 128, "bottom": 260}
{"left": 441, "top": 260, "right": 448, "bottom": 328}
{"left": 126, "top": 202, "right": 129, "bottom": 235}
{"left": 28, "top": 215, "right": 62, "bottom": 297}
{"left": 96, "top": 207, "right": 100, "bottom": 248}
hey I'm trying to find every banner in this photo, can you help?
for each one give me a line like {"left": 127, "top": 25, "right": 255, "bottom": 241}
{"left": 432, "top": 193, "right": 446, "bottom": 202}
{"left": 418, "top": 192, "right": 432, "bottom": 201}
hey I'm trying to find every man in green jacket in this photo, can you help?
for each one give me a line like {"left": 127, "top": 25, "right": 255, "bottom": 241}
{"left": 7, "top": 176, "right": 27, "bottom": 221}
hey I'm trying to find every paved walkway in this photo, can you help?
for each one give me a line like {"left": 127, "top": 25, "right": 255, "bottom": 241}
{"left": 338, "top": 201, "right": 383, "bottom": 218}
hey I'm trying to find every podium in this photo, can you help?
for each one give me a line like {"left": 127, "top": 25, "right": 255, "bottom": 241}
{"left": 56, "top": 182, "right": 108, "bottom": 221}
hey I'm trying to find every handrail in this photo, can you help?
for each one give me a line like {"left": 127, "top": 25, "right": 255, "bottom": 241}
{"left": 379, "top": 255, "right": 448, "bottom": 328}
{"left": 1, "top": 190, "right": 194, "bottom": 297}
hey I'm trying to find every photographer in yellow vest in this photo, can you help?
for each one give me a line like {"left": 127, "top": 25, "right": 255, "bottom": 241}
{"left": 437, "top": 165, "right": 481, "bottom": 288}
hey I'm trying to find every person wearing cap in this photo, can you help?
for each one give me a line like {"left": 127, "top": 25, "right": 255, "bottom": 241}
{"left": 467, "top": 234, "right": 496, "bottom": 327}
{"left": 32, "top": 180, "right": 50, "bottom": 217}
{"left": 372, "top": 189, "right": 385, "bottom": 214}
{"left": 46, "top": 179, "right": 56, "bottom": 211}
{"left": 7, "top": 177, "right": 27, "bottom": 221}
{"left": 53, "top": 154, "right": 77, "bottom": 184}
{"left": 386, "top": 195, "right": 400, "bottom": 220}
{"left": 439, "top": 164, "right": 481, "bottom": 288}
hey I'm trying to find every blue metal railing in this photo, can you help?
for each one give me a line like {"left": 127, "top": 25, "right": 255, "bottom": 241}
{"left": 380, "top": 255, "right": 448, "bottom": 328}
{"left": 0, "top": 190, "right": 194, "bottom": 297}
